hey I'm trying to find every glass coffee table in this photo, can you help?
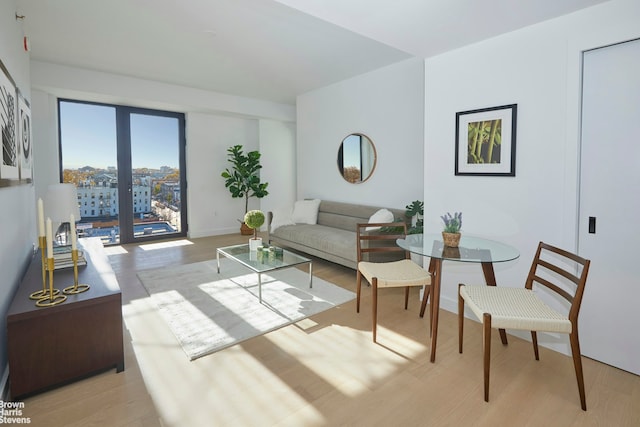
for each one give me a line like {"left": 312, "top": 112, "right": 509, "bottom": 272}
{"left": 216, "top": 244, "right": 313, "bottom": 303}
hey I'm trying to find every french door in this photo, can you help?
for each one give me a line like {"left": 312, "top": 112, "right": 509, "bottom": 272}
{"left": 59, "top": 100, "right": 187, "bottom": 244}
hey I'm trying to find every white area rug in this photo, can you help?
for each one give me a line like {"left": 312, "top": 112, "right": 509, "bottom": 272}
{"left": 137, "top": 259, "right": 355, "bottom": 360}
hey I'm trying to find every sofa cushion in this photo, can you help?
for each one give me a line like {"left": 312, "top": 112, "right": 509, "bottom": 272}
{"left": 270, "top": 207, "right": 295, "bottom": 232}
{"left": 366, "top": 208, "right": 395, "bottom": 231}
{"left": 271, "top": 224, "right": 356, "bottom": 262}
{"left": 292, "top": 199, "right": 321, "bottom": 224}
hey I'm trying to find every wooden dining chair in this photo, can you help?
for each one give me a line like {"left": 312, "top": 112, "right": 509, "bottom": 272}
{"left": 458, "top": 241, "right": 591, "bottom": 410}
{"left": 356, "top": 222, "right": 432, "bottom": 342}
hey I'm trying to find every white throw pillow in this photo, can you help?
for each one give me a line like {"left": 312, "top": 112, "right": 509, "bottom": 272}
{"left": 366, "top": 208, "right": 395, "bottom": 231}
{"left": 270, "top": 207, "right": 295, "bottom": 232}
{"left": 292, "top": 199, "right": 321, "bottom": 224}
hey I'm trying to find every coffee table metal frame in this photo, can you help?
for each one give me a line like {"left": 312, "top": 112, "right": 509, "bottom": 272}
{"left": 216, "top": 244, "right": 313, "bottom": 303}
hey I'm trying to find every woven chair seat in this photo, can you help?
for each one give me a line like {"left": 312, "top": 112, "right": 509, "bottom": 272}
{"left": 358, "top": 259, "right": 431, "bottom": 288}
{"left": 460, "top": 285, "right": 571, "bottom": 333}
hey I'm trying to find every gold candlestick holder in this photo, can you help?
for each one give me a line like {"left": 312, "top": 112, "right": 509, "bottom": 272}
{"left": 63, "top": 249, "right": 90, "bottom": 295}
{"left": 36, "top": 258, "right": 67, "bottom": 307}
{"left": 29, "top": 236, "right": 60, "bottom": 300}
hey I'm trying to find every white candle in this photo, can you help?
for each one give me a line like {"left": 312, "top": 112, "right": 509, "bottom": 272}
{"left": 37, "top": 198, "right": 45, "bottom": 237}
{"left": 70, "top": 214, "right": 77, "bottom": 251}
{"left": 46, "top": 218, "right": 53, "bottom": 259}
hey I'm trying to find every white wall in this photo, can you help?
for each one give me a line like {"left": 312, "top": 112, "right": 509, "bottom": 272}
{"left": 28, "top": 62, "right": 296, "bottom": 239}
{"left": 187, "top": 113, "right": 259, "bottom": 237}
{"left": 423, "top": 0, "right": 640, "bottom": 354}
{"left": 0, "top": 0, "right": 34, "bottom": 391}
{"left": 30, "top": 61, "right": 295, "bottom": 123}
{"left": 296, "top": 58, "right": 425, "bottom": 210}
{"left": 258, "top": 119, "right": 297, "bottom": 222}
{"left": 187, "top": 115, "right": 296, "bottom": 238}
{"left": 31, "top": 90, "right": 60, "bottom": 202}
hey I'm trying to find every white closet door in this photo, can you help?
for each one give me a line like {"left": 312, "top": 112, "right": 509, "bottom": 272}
{"left": 579, "top": 39, "right": 640, "bottom": 375}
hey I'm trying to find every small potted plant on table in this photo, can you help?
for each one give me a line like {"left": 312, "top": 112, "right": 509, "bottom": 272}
{"left": 244, "top": 210, "right": 265, "bottom": 251}
{"left": 441, "top": 212, "right": 462, "bottom": 247}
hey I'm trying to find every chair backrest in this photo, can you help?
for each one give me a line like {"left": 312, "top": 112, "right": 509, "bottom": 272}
{"left": 525, "top": 242, "right": 591, "bottom": 323}
{"left": 356, "top": 222, "right": 410, "bottom": 263}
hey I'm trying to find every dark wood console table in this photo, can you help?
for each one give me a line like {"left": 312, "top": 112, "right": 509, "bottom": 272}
{"left": 7, "top": 237, "right": 124, "bottom": 398}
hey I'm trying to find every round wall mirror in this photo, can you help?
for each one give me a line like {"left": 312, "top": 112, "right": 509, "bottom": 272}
{"left": 337, "top": 133, "right": 377, "bottom": 184}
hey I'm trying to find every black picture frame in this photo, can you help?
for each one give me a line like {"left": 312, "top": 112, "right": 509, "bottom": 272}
{"left": 455, "top": 104, "right": 517, "bottom": 176}
{"left": 17, "top": 90, "right": 33, "bottom": 183}
{"left": 1, "top": 58, "right": 19, "bottom": 183}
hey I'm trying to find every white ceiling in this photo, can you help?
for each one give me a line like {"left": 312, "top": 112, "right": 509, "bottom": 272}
{"left": 17, "top": 0, "right": 607, "bottom": 105}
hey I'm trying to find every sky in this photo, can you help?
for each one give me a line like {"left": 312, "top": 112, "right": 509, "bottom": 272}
{"left": 59, "top": 101, "right": 180, "bottom": 170}
{"left": 342, "top": 134, "right": 360, "bottom": 168}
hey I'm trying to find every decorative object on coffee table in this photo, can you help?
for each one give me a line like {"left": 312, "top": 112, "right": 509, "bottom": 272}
{"left": 221, "top": 144, "right": 269, "bottom": 235}
{"left": 244, "top": 209, "right": 265, "bottom": 251}
{"left": 441, "top": 211, "right": 462, "bottom": 247}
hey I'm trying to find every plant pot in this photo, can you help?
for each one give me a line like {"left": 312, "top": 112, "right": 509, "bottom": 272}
{"left": 249, "top": 237, "right": 263, "bottom": 251}
{"left": 240, "top": 222, "right": 253, "bottom": 235}
{"left": 442, "top": 232, "right": 461, "bottom": 248}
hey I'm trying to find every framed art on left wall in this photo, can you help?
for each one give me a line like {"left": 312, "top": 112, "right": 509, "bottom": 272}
{"left": 17, "top": 91, "right": 32, "bottom": 182}
{"left": 0, "top": 58, "right": 19, "bottom": 182}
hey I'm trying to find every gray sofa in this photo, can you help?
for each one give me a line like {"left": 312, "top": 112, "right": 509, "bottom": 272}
{"left": 267, "top": 200, "right": 407, "bottom": 269}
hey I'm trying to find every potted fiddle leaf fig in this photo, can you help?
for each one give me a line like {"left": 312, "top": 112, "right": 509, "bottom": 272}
{"left": 221, "top": 144, "right": 269, "bottom": 235}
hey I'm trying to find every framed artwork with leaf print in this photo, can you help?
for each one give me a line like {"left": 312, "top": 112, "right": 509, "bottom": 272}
{"left": 455, "top": 104, "right": 517, "bottom": 176}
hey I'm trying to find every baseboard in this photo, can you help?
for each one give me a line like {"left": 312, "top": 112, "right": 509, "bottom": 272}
{"left": 188, "top": 227, "right": 239, "bottom": 239}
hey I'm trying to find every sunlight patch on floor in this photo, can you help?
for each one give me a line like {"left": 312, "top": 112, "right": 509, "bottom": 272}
{"left": 373, "top": 325, "right": 429, "bottom": 355}
{"left": 149, "top": 289, "right": 233, "bottom": 352}
{"left": 123, "top": 297, "right": 325, "bottom": 426}
{"left": 193, "top": 347, "right": 324, "bottom": 426}
{"left": 265, "top": 323, "right": 427, "bottom": 397}
{"left": 139, "top": 239, "right": 194, "bottom": 251}
{"left": 102, "top": 245, "right": 128, "bottom": 255}
{"left": 294, "top": 317, "right": 319, "bottom": 330}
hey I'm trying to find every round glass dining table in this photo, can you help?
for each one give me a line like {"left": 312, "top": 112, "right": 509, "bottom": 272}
{"left": 397, "top": 233, "right": 520, "bottom": 362}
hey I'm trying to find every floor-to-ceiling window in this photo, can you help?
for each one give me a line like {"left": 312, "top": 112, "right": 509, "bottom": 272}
{"left": 58, "top": 99, "right": 187, "bottom": 245}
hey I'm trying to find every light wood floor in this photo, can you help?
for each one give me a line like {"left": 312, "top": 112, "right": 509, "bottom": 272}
{"left": 21, "top": 234, "right": 640, "bottom": 426}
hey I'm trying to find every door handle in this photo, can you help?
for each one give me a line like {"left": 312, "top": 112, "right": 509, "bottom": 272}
{"left": 588, "top": 216, "right": 596, "bottom": 234}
